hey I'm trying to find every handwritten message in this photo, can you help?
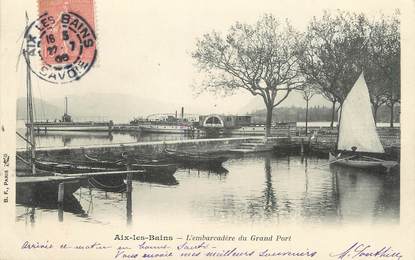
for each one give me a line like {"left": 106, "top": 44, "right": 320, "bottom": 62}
{"left": 19, "top": 234, "right": 403, "bottom": 260}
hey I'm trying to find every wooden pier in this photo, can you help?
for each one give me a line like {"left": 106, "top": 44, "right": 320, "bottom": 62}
{"left": 16, "top": 170, "right": 141, "bottom": 223}
{"left": 17, "top": 175, "right": 83, "bottom": 184}
{"left": 16, "top": 170, "right": 144, "bottom": 183}
{"left": 16, "top": 134, "right": 400, "bottom": 160}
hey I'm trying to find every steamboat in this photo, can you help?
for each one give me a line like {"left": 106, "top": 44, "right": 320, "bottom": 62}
{"left": 130, "top": 107, "right": 201, "bottom": 135}
{"left": 28, "top": 97, "right": 113, "bottom": 132}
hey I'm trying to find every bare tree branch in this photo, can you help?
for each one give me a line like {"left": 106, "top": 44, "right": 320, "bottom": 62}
{"left": 191, "top": 14, "right": 302, "bottom": 136}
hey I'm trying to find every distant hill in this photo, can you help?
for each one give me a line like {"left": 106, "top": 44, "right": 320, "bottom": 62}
{"left": 249, "top": 105, "right": 400, "bottom": 124}
{"left": 250, "top": 106, "right": 336, "bottom": 123}
{"left": 17, "top": 93, "right": 185, "bottom": 123}
{"left": 238, "top": 91, "right": 331, "bottom": 114}
{"left": 17, "top": 97, "right": 61, "bottom": 121}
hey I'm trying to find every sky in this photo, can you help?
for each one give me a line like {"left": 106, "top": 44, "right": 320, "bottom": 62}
{"left": 4, "top": 0, "right": 403, "bottom": 114}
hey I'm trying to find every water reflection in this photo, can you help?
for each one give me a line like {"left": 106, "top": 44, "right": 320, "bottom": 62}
{"left": 17, "top": 130, "right": 197, "bottom": 149}
{"left": 182, "top": 165, "right": 229, "bottom": 175}
{"left": 85, "top": 176, "right": 127, "bottom": 193}
{"left": 16, "top": 194, "right": 86, "bottom": 223}
{"left": 132, "top": 174, "right": 179, "bottom": 186}
{"left": 262, "top": 155, "right": 276, "bottom": 216}
{"left": 330, "top": 164, "right": 399, "bottom": 224}
{"left": 50, "top": 132, "right": 114, "bottom": 146}
{"left": 15, "top": 154, "right": 399, "bottom": 226}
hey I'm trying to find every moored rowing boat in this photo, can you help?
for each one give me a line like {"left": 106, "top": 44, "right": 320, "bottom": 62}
{"left": 164, "top": 149, "right": 228, "bottom": 168}
{"left": 84, "top": 153, "right": 177, "bottom": 176}
{"left": 328, "top": 152, "right": 397, "bottom": 171}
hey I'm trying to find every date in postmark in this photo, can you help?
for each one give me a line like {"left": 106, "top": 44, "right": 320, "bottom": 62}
{"left": 23, "top": 0, "right": 97, "bottom": 84}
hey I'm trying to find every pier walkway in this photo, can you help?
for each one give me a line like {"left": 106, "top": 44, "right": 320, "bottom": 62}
{"left": 17, "top": 175, "right": 82, "bottom": 183}
{"left": 16, "top": 133, "right": 399, "bottom": 159}
{"left": 17, "top": 170, "right": 143, "bottom": 184}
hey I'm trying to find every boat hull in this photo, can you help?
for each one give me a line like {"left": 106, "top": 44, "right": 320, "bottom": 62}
{"left": 84, "top": 154, "right": 177, "bottom": 176}
{"left": 140, "top": 125, "right": 199, "bottom": 134}
{"left": 35, "top": 160, "right": 111, "bottom": 174}
{"left": 328, "top": 152, "right": 398, "bottom": 171}
{"left": 34, "top": 126, "right": 110, "bottom": 132}
{"left": 33, "top": 160, "right": 128, "bottom": 191}
{"left": 30, "top": 121, "right": 112, "bottom": 132}
{"left": 164, "top": 149, "right": 228, "bottom": 169}
{"left": 130, "top": 163, "right": 177, "bottom": 176}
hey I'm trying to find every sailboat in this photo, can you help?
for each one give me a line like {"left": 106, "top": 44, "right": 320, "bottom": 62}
{"left": 328, "top": 72, "right": 398, "bottom": 172}
{"left": 16, "top": 13, "right": 82, "bottom": 202}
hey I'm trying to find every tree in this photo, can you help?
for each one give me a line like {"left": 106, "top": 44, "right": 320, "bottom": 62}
{"left": 300, "top": 84, "right": 316, "bottom": 135}
{"left": 297, "top": 10, "right": 370, "bottom": 128}
{"left": 367, "top": 12, "right": 400, "bottom": 127}
{"left": 361, "top": 59, "right": 388, "bottom": 125}
{"left": 191, "top": 14, "right": 303, "bottom": 137}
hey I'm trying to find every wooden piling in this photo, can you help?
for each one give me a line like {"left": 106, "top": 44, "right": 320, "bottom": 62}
{"left": 126, "top": 164, "right": 133, "bottom": 225}
{"left": 126, "top": 173, "right": 133, "bottom": 225}
{"left": 58, "top": 182, "right": 64, "bottom": 203}
{"left": 58, "top": 204, "right": 64, "bottom": 222}
{"left": 126, "top": 174, "right": 132, "bottom": 193}
{"left": 30, "top": 208, "right": 35, "bottom": 225}
{"left": 308, "top": 134, "right": 312, "bottom": 153}
{"left": 300, "top": 138, "right": 304, "bottom": 156}
{"left": 126, "top": 171, "right": 132, "bottom": 194}
{"left": 58, "top": 182, "right": 64, "bottom": 222}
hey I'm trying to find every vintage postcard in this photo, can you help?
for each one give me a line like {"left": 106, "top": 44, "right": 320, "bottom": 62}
{"left": 0, "top": 0, "right": 414, "bottom": 259}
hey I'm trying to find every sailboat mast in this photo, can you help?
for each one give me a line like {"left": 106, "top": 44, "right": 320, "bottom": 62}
{"left": 25, "top": 12, "right": 36, "bottom": 175}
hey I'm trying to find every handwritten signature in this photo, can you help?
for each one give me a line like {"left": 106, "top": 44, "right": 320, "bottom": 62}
{"left": 330, "top": 242, "right": 403, "bottom": 260}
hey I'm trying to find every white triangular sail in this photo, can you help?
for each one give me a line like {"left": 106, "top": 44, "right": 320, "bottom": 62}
{"left": 337, "top": 72, "right": 385, "bottom": 153}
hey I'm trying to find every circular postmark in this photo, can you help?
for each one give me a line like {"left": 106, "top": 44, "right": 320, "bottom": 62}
{"left": 23, "top": 12, "right": 97, "bottom": 84}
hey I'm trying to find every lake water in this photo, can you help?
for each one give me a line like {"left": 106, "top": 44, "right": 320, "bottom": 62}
{"left": 16, "top": 120, "right": 399, "bottom": 150}
{"left": 16, "top": 153, "right": 399, "bottom": 227}
{"left": 16, "top": 120, "right": 197, "bottom": 150}
{"left": 16, "top": 131, "right": 194, "bottom": 150}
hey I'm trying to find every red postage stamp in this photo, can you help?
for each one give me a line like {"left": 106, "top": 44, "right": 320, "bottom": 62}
{"left": 23, "top": 0, "right": 97, "bottom": 84}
